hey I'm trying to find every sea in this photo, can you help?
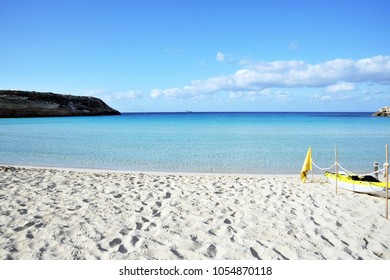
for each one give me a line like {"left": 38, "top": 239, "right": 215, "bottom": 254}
{"left": 0, "top": 112, "right": 389, "bottom": 174}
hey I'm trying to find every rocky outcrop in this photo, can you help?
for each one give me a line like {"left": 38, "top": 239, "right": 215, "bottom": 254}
{"left": 0, "top": 90, "right": 120, "bottom": 118}
{"left": 372, "top": 106, "right": 390, "bottom": 117}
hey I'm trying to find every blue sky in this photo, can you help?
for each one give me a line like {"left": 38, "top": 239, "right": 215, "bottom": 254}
{"left": 1, "top": 0, "right": 389, "bottom": 112}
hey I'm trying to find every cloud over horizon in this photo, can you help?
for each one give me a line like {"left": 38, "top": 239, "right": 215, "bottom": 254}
{"left": 325, "top": 82, "right": 355, "bottom": 93}
{"left": 84, "top": 89, "right": 141, "bottom": 102}
{"left": 150, "top": 55, "right": 390, "bottom": 99}
{"left": 216, "top": 52, "right": 225, "bottom": 62}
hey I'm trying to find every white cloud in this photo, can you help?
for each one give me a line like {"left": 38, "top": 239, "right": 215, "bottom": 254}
{"left": 312, "top": 94, "right": 334, "bottom": 102}
{"left": 229, "top": 91, "right": 243, "bottom": 99}
{"left": 84, "top": 88, "right": 108, "bottom": 96}
{"left": 326, "top": 82, "right": 355, "bottom": 92}
{"left": 150, "top": 89, "right": 162, "bottom": 99}
{"left": 339, "top": 95, "right": 352, "bottom": 101}
{"left": 320, "top": 95, "right": 333, "bottom": 102}
{"left": 229, "top": 88, "right": 271, "bottom": 100}
{"left": 312, "top": 93, "right": 352, "bottom": 102}
{"left": 216, "top": 52, "right": 225, "bottom": 62}
{"left": 107, "top": 91, "right": 141, "bottom": 101}
{"left": 150, "top": 55, "right": 390, "bottom": 99}
{"left": 362, "top": 87, "right": 389, "bottom": 95}
{"left": 275, "top": 91, "right": 291, "bottom": 99}
{"left": 85, "top": 89, "right": 142, "bottom": 102}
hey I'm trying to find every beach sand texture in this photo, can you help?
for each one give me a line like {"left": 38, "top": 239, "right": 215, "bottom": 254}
{"left": 0, "top": 166, "right": 389, "bottom": 260}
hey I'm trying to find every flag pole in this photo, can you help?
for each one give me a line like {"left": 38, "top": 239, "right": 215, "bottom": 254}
{"left": 386, "top": 144, "right": 389, "bottom": 220}
{"left": 310, "top": 149, "right": 313, "bottom": 182}
{"left": 335, "top": 145, "right": 338, "bottom": 195}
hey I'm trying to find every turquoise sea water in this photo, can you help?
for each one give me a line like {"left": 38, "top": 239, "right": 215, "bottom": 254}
{"left": 0, "top": 112, "right": 389, "bottom": 174}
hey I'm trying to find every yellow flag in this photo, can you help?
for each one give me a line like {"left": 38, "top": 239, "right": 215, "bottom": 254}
{"left": 301, "top": 147, "right": 312, "bottom": 183}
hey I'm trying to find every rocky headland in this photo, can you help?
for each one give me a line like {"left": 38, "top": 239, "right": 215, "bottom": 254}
{"left": 372, "top": 106, "right": 390, "bottom": 117}
{"left": 0, "top": 90, "right": 120, "bottom": 118}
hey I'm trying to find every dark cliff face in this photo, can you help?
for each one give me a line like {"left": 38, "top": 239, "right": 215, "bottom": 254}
{"left": 0, "top": 90, "right": 120, "bottom": 118}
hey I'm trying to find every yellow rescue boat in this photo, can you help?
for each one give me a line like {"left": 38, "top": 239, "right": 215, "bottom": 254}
{"left": 325, "top": 171, "right": 389, "bottom": 197}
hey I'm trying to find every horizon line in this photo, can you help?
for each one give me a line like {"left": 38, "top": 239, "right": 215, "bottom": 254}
{"left": 118, "top": 111, "right": 375, "bottom": 114}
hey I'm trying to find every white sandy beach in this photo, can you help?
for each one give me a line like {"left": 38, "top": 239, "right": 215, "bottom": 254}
{"left": 0, "top": 165, "right": 389, "bottom": 260}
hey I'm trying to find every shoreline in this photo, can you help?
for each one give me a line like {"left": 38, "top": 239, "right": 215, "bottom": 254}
{"left": 1, "top": 165, "right": 389, "bottom": 260}
{"left": 0, "top": 163, "right": 302, "bottom": 178}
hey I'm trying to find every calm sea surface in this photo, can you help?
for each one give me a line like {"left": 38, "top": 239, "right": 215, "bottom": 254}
{"left": 0, "top": 112, "right": 389, "bottom": 174}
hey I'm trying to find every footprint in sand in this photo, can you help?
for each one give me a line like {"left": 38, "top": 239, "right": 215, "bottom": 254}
{"left": 13, "top": 221, "right": 35, "bottom": 232}
{"left": 310, "top": 217, "right": 321, "bottom": 226}
{"left": 109, "top": 238, "right": 122, "bottom": 248}
{"left": 68, "top": 205, "right": 81, "bottom": 211}
{"left": 119, "top": 228, "right": 131, "bottom": 236}
{"left": 17, "top": 208, "right": 28, "bottom": 215}
{"left": 131, "top": 236, "right": 139, "bottom": 246}
{"left": 152, "top": 209, "right": 161, "bottom": 217}
{"left": 118, "top": 244, "right": 128, "bottom": 254}
{"left": 250, "top": 247, "right": 261, "bottom": 260}
{"left": 273, "top": 248, "right": 289, "bottom": 260}
{"left": 320, "top": 235, "right": 335, "bottom": 247}
{"left": 170, "top": 248, "right": 184, "bottom": 259}
{"left": 97, "top": 244, "right": 108, "bottom": 252}
{"left": 145, "top": 222, "right": 157, "bottom": 232}
{"left": 207, "top": 244, "right": 217, "bottom": 258}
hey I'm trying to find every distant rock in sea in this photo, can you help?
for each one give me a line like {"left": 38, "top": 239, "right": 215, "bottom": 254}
{"left": 372, "top": 106, "right": 390, "bottom": 117}
{"left": 0, "top": 90, "right": 120, "bottom": 118}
